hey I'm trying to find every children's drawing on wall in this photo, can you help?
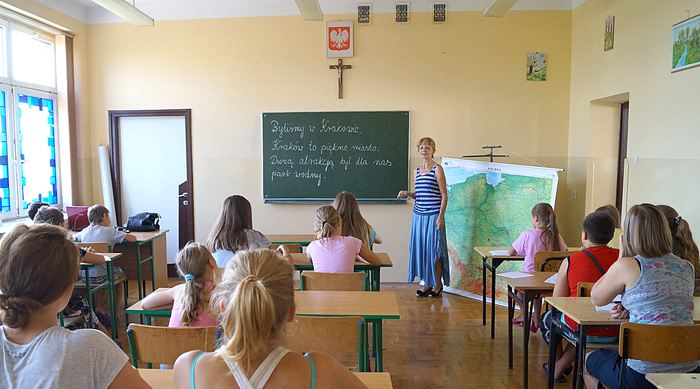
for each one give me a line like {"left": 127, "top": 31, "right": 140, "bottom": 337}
{"left": 672, "top": 13, "right": 700, "bottom": 72}
{"left": 526, "top": 53, "right": 547, "bottom": 81}
{"left": 604, "top": 16, "right": 615, "bottom": 51}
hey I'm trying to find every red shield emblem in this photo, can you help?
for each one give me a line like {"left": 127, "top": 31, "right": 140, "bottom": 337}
{"left": 328, "top": 27, "right": 350, "bottom": 51}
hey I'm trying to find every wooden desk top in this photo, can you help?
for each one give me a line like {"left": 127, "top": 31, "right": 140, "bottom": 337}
{"left": 474, "top": 247, "right": 524, "bottom": 259}
{"left": 122, "top": 229, "right": 169, "bottom": 243}
{"left": 646, "top": 373, "right": 700, "bottom": 388}
{"left": 126, "top": 288, "right": 172, "bottom": 315}
{"left": 267, "top": 234, "right": 316, "bottom": 244}
{"left": 498, "top": 271, "right": 556, "bottom": 290}
{"left": 137, "top": 369, "right": 393, "bottom": 388}
{"left": 544, "top": 297, "right": 628, "bottom": 326}
{"left": 291, "top": 252, "right": 393, "bottom": 268}
{"left": 295, "top": 291, "right": 400, "bottom": 320}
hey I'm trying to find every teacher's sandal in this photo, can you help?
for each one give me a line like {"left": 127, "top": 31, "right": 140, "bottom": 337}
{"left": 416, "top": 287, "right": 432, "bottom": 297}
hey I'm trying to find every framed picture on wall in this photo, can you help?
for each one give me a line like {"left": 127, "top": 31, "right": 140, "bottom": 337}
{"left": 326, "top": 21, "right": 353, "bottom": 58}
{"left": 604, "top": 16, "right": 615, "bottom": 51}
{"left": 526, "top": 53, "right": 547, "bottom": 81}
{"left": 672, "top": 13, "right": 700, "bottom": 72}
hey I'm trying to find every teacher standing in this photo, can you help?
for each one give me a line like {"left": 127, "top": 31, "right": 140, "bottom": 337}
{"left": 397, "top": 137, "right": 449, "bottom": 297}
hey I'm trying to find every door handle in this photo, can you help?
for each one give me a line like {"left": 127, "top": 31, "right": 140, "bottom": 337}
{"left": 178, "top": 192, "right": 188, "bottom": 198}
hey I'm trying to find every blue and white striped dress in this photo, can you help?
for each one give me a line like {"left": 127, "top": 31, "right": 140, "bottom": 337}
{"left": 408, "top": 165, "right": 449, "bottom": 287}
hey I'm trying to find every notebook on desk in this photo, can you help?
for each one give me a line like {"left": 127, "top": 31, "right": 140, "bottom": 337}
{"left": 67, "top": 206, "right": 89, "bottom": 231}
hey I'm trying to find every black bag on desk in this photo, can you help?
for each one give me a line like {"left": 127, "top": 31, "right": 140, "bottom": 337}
{"left": 124, "top": 212, "right": 161, "bottom": 232}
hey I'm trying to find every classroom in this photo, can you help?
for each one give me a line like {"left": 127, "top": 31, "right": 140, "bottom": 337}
{"left": 1, "top": 0, "right": 699, "bottom": 388}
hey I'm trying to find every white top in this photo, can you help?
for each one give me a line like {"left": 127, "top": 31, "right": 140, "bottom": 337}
{"left": 212, "top": 229, "right": 271, "bottom": 268}
{"left": 75, "top": 224, "right": 127, "bottom": 247}
{"left": 0, "top": 326, "right": 128, "bottom": 389}
{"left": 224, "top": 346, "right": 290, "bottom": 389}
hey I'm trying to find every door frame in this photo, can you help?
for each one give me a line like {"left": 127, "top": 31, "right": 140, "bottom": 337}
{"left": 108, "top": 109, "right": 194, "bottom": 241}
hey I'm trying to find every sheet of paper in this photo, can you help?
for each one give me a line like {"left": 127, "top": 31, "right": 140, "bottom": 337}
{"left": 544, "top": 273, "right": 558, "bottom": 284}
{"left": 489, "top": 250, "right": 511, "bottom": 256}
{"left": 497, "top": 271, "right": 534, "bottom": 278}
{"left": 594, "top": 295, "right": 623, "bottom": 311}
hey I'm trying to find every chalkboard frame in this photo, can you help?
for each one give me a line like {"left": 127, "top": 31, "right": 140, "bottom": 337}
{"left": 261, "top": 111, "right": 410, "bottom": 204}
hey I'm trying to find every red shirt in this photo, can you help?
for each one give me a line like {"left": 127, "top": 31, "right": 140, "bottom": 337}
{"left": 564, "top": 246, "right": 619, "bottom": 336}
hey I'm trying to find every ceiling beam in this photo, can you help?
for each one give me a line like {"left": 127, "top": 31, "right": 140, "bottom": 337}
{"left": 295, "top": 0, "right": 323, "bottom": 21}
{"left": 482, "top": 0, "right": 518, "bottom": 17}
{"left": 90, "top": 0, "right": 154, "bottom": 26}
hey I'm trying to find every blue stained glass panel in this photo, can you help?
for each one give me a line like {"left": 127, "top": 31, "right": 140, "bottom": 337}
{"left": 17, "top": 93, "right": 57, "bottom": 207}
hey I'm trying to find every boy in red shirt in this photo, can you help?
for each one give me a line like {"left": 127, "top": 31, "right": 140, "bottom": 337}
{"left": 544, "top": 211, "right": 619, "bottom": 382}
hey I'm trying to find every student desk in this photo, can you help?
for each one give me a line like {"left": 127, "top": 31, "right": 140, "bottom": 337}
{"left": 128, "top": 289, "right": 400, "bottom": 373}
{"left": 137, "top": 368, "right": 394, "bottom": 388}
{"left": 474, "top": 247, "right": 524, "bottom": 339}
{"left": 499, "top": 271, "right": 556, "bottom": 389}
{"left": 545, "top": 296, "right": 700, "bottom": 389}
{"left": 291, "top": 252, "right": 393, "bottom": 291}
{"left": 113, "top": 230, "right": 169, "bottom": 300}
{"left": 544, "top": 296, "right": 626, "bottom": 389}
{"left": 268, "top": 234, "right": 315, "bottom": 246}
{"left": 646, "top": 373, "right": 700, "bottom": 388}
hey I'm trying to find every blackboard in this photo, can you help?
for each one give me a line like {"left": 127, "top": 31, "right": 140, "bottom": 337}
{"left": 262, "top": 111, "right": 409, "bottom": 203}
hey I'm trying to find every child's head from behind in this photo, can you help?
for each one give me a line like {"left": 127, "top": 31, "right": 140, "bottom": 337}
{"left": 0, "top": 224, "right": 79, "bottom": 329}
{"left": 621, "top": 203, "right": 673, "bottom": 258}
{"left": 333, "top": 191, "right": 360, "bottom": 216}
{"left": 531, "top": 203, "right": 562, "bottom": 250}
{"left": 88, "top": 204, "right": 110, "bottom": 225}
{"left": 582, "top": 211, "right": 616, "bottom": 245}
{"left": 595, "top": 205, "right": 621, "bottom": 229}
{"left": 314, "top": 205, "right": 340, "bottom": 239}
{"left": 333, "top": 191, "right": 370, "bottom": 242}
{"left": 656, "top": 204, "right": 699, "bottom": 270}
{"left": 27, "top": 201, "right": 49, "bottom": 220}
{"left": 207, "top": 195, "right": 253, "bottom": 252}
{"left": 214, "top": 249, "right": 294, "bottom": 363}
{"left": 177, "top": 242, "right": 215, "bottom": 326}
{"left": 33, "top": 206, "right": 65, "bottom": 226}
{"left": 221, "top": 195, "right": 252, "bottom": 230}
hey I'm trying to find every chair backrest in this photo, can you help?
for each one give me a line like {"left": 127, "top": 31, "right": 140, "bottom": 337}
{"left": 618, "top": 322, "right": 700, "bottom": 387}
{"left": 300, "top": 271, "right": 367, "bottom": 291}
{"left": 694, "top": 279, "right": 700, "bottom": 297}
{"left": 282, "top": 316, "right": 366, "bottom": 371}
{"left": 76, "top": 242, "right": 111, "bottom": 253}
{"left": 576, "top": 282, "right": 595, "bottom": 297}
{"left": 270, "top": 243, "right": 303, "bottom": 253}
{"left": 534, "top": 250, "right": 578, "bottom": 272}
{"left": 126, "top": 324, "right": 219, "bottom": 367}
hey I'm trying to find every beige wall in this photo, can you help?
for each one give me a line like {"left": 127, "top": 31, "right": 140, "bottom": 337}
{"left": 569, "top": 0, "right": 700, "bottom": 235}
{"left": 11, "top": 5, "right": 574, "bottom": 281}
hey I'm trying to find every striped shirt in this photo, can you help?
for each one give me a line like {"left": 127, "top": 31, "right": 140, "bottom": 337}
{"left": 413, "top": 165, "right": 442, "bottom": 215}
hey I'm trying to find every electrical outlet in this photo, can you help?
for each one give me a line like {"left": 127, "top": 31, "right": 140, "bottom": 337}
{"left": 573, "top": 190, "right": 577, "bottom": 200}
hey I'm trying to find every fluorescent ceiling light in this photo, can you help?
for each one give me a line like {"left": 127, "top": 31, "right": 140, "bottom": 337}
{"left": 295, "top": 0, "right": 323, "bottom": 21}
{"left": 90, "top": 0, "right": 154, "bottom": 27}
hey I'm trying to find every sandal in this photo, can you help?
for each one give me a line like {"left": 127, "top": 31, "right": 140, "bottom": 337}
{"left": 416, "top": 287, "right": 432, "bottom": 297}
{"left": 427, "top": 286, "right": 443, "bottom": 298}
{"left": 542, "top": 363, "right": 566, "bottom": 383}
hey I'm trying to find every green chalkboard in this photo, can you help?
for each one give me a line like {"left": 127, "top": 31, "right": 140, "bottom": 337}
{"left": 262, "top": 111, "right": 409, "bottom": 203}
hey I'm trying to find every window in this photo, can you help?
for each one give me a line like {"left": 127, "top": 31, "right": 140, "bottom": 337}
{"left": 0, "top": 19, "right": 59, "bottom": 219}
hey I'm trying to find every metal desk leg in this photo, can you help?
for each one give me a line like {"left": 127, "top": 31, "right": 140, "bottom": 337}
{"left": 491, "top": 258, "right": 504, "bottom": 339}
{"left": 508, "top": 285, "right": 514, "bottom": 369}
{"left": 107, "top": 264, "right": 117, "bottom": 340}
{"left": 149, "top": 241, "right": 155, "bottom": 292}
{"left": 135, "top": 243, "right": 144, "bottom": 300}
{"left": 547, "top": 307, "right": 560, "bottom": 389}
{"left": 576, "top": 326, "right": 588, "bottom": 389}
{"left": 522, "top": 292, "right": 535, "bottom": 389}
{"left": 372, "top": 319, "right": 384, "bottom": 372}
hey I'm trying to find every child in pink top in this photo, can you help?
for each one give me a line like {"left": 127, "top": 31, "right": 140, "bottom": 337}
{"left": 508, "top": 203, "right": 567, "bottom": 329}
{"left": 307, "top": 205, "right": 382, "bottom": 273}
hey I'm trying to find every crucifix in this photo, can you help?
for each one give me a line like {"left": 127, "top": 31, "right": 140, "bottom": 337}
{"left": 329, "top": 59, "right": 351, "bottom": 99}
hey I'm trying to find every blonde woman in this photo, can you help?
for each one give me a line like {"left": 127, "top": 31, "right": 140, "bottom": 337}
{"left": 173, "top": 249, "right": 367, "bottom": 388}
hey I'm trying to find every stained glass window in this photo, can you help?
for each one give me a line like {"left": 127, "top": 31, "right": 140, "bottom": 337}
{"left": 17, "top": 93, "right": 57, "bottom": 210}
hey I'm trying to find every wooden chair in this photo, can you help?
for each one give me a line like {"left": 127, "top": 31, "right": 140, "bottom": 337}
{"left": 618, "top": 322, "right": 700, "bottom": 388}
{"left": 270, "top": 243, "right": 303, "bottom": 253}
{"left": 694, "top": 279, "right": 700, "bottom": 297}
{"left": 576, "top": 282, "right": 595, "bottom": 297}
{"left": 74, "top": 242, "right": 128, "bottom": 339}
{"left": 282, "top": 316, "right": 367, "bottom": 371}
{"left": 534, "top": 250, "right": 578, "bottom": 272}
{"left": 300, "top": 271, "right": 367, "bottom": 291}
{"left": 126, "top": 324, "right": 220, "bottom": 368}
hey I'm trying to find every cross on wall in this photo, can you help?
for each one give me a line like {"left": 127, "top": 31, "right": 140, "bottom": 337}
{"left": 330, "top": 59, "right": 351, "bottom": 99}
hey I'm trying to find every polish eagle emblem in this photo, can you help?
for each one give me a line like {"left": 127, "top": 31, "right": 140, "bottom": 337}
{"left": 328, "top": 27, "right": 350, "bottom": 51}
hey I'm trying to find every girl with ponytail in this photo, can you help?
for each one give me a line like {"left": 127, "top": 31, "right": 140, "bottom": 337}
{"left": 306, "top": 205, "right": 382, "bottom": 273}
{"left": 656, "top": 205, "right": 700, "bottom": 278}
{"left": 141, "top": 242, "right": 219, "bottom": 328}
{"left": 508, "top": 203, "right": 567, "bottom": 329}
{"left": 0, "top": 224, "right": 147, "bottom": 387}
{"left": 173, "top": 249, "right": 367, "bottom": 388}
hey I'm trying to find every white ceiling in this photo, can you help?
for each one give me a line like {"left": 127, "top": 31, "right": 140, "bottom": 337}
{"left": 37, "top": 0, "right": 588, "bottom": 25}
